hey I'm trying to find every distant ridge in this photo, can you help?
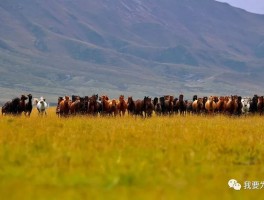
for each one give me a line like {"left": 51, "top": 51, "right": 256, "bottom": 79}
{"left": 0, "top": 0, "right": 264, "bottom": 102}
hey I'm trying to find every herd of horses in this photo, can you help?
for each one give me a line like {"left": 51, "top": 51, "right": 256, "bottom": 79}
{"left": 1, "top": 93, "right": 263, "bottom": 118}
{"left": 1, "top": 94, "right": 48, "bottom": 116}
{"left": 55, "top": 94, "right": 263, "bottom": 117}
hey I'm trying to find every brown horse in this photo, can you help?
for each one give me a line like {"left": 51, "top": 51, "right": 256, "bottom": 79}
{"left": 134, "top": 99, "right": 144, "bottom": 117}
{"left": 216, "top": 96, "right": 226, "bottom": 114}
{"left": 101, "top": 95, "right": 111, "bottom": 116}
{"left": 59, "top": 96, "right": 71, "bottom": 117}
{"left": 192, "top": 98, "right": 203, "bottom": 114}
{"left": 117, "top": 95, "right": 128, "bottom": 116}
{"left": 226, "top": 95, "right": 238, "bottom": 115}
{"left": 70, "top": 96, "right": 81, "bottom": 115}
{"left": 109, "top": 99, "right": 118, "bottom": 116}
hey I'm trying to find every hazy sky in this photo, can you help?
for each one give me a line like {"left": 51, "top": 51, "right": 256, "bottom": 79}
{"left": 216, "top": 0, "right": 264, "bottom": 14}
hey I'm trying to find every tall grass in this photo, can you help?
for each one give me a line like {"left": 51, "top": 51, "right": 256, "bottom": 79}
{"left": 0, "top": 109, "right": 264, "bottom": 199}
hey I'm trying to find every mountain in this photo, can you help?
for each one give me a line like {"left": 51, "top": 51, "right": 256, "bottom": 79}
{"left": 0, "top": 0, "right": 264, "bottom": 102}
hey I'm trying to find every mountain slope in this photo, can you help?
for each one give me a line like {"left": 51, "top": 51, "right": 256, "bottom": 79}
{"left": 0, "top": 0, "right": 264, "bottom": 102}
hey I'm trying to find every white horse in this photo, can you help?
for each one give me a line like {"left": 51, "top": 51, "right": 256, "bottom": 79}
{"left": 241, "top": 97, "right": 250, "bottom": 115}
{"left": 34, "top": 97, "right": 48, "bottom": 115}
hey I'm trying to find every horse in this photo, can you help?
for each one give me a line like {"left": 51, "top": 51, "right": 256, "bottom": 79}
{"left": 116, "top": 95, "right": 127, "bottom": 116}
{"left": 153, "top": 97, "right": 162, "bottom": 116}
{"left": 216, "top": 96, "right": 226, "bottom": 114}
{"left": 249, "top": 95, "right": 258, "bottom": 114}
{"left": 109, "top": 99, "right": 118, "bottom": 117}
{"left": 100, "top": 95, "right": 111, "bottom": 116}
{"left": 70, "top": 96, "right": 81, "bottom": 115}
{"left": 257, "top": 96, "right": 264, "bottom": 115}
{"left": 241, "top": 97, "right": 250, "bottom": 115}
{"left": 1, "top": 97, "right": 20, "bottom": 115}
{"left": 127, "top": 96, "right": 136, "bottom": 115}
{"left": 175, "top": 94, "right": 186, "bottom": 115}
{"left": 25, "top": 94, "right": 33, "bottom": 117}
{"left": 205, "top": 96, "right": 217, "bottom": 114}
{"left": 59, "top": 96, "right": 71, "bottom": 117}
{"left": 88, "top": 94, "right": 99, "bottom": 116}
{"left": 34, "top": 97, "right": 48, "bottom": 116}
{"left": 165, "top": 95, "right": 174, "bottom": 115}
{"left": 144, "top": 96, "right": 154, "bottom": 117}
{"left": 236, "top": 96, "right": 243, "bottom": 116}
{"left": 185, "top": 95, "right": 197, "bottom": 115}
{"left": 226, "top": 95, "right": 238, "bottom": 115}
{"left": 134, "top": 98, "right": 145, "bottom": 117}
{"left": 56, "top": 97, "right": 63, "bottom": 116}
{"left": 192, "top": 98, "right": 203, "bottom": 115}
{"left": 17, "top": 95, "right": 28, "bottom": 115}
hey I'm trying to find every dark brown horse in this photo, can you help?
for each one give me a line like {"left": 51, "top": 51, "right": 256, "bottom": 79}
{"left": 144, "top": 96, "right": 154, "bottom": 117}
{"left": 257, "top": 96, "right": 264, "bottom": 116}
{"left": 127, "top": 96, "right": 136, "bottom": 115}
{"left": 175, "top": 94, "right": 186, "bottom": 115}
{"left": 88, "top": 94, "right": 99, "bottom": 116}
{"left": 2, "top": 97, "right": 20, "bottom": 115}
{"left": 25, "top": 94, "right": 33, "bottom": 117}
{"left": 18, "top": 95, "right": 28, "bottom": 115}
{"left": 134, "top": 96, "right": 153, "bottom": 118}
{"left": 153, "top": 97, "right": 162, "bottom": 116}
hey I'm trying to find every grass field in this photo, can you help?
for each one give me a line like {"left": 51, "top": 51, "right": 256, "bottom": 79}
{"left": 0, "top": 108, "right": 264, "bottom": 200}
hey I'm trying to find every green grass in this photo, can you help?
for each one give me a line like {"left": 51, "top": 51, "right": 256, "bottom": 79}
{"left": 0, "top": 110, "right": 264, "bottom": 199}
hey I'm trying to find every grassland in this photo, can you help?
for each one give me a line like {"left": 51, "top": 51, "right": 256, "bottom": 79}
{"left": 1, "top": 108, "right": 264, "bottom": 200}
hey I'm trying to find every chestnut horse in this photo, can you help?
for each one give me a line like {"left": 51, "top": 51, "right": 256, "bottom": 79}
{"left": 100, "top": 95, "right": 111, "bottom": 116}
{"left": 109, "top": 99, "right": 118, "bottom": 116}
{"left": 216, "top": 96, "right": 226, "bottom": 114}
{"left": 117, "top": 95, "right": 128, "bottom": 116}
{"left": 70, "top": 96, "right": 81, "bottom": 115}
{"left": 59, "top": 96, "right": 71, "bottom": 117}
{"left": 56, "top": 97, "right": 63, "bottom": 116}
{"left": 226, "top": 95, "right": 238, "bottom": 115}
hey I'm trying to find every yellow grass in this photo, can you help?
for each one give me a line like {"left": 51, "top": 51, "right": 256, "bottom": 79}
{"left": 1, "top": 108, "right": 264, "bottom": 200}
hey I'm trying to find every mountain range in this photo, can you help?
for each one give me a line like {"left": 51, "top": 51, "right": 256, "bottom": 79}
{"left": 0, "top": 0, "right": 264, "bottom": 103}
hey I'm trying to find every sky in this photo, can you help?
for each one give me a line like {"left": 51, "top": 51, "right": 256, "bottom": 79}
{"left": 216, "top": 0, "right": 264, "bottom": 14}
